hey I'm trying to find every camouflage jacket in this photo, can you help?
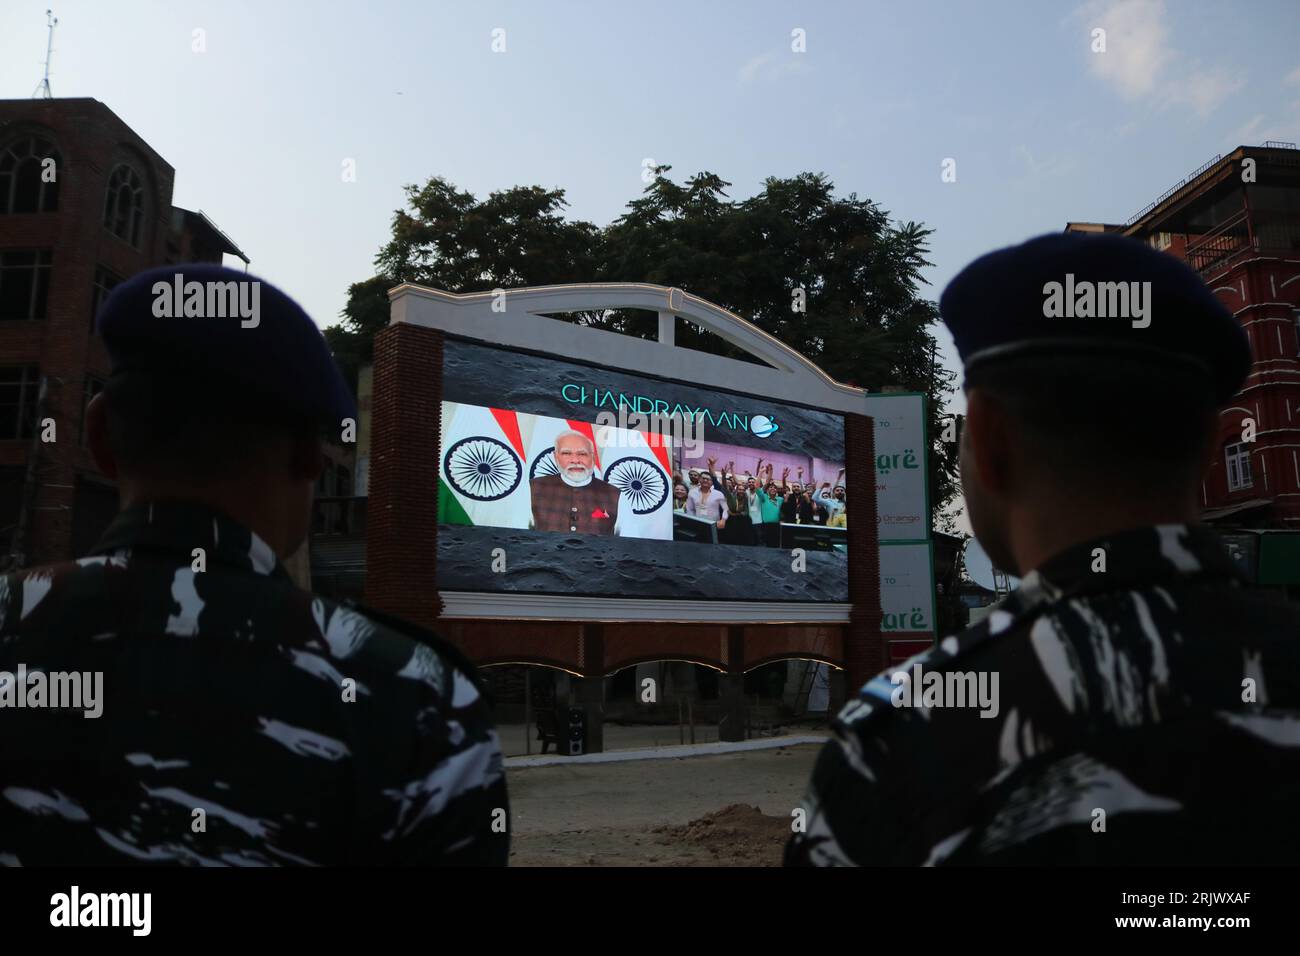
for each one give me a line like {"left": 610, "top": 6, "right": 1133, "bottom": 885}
{"left": 0, "top": 502, "right": 508, "bottom": 866}
{"left": 786, "top": 523, "right": 1300, "bottom": 865}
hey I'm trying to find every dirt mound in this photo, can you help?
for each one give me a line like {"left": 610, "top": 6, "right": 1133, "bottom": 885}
{"left": 651, "top": 803, "right": 791, "bottom": 866}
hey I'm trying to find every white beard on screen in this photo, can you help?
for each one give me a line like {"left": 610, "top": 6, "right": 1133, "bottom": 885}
{"left": 560, "top": 465, "right": 593, "bottom": 488}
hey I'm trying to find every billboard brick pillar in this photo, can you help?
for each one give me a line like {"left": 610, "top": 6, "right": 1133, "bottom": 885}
{"left": 365, "top": 323, "right": 444, "bottom": 629}
{"left": 719, "top": 625, "right": 746, "bottom": 742}
{"left": 828, "top": 667, "right": 847, "bottom": 715}
{"left": 844, "top": 412, "right": 882, "bottom": 696}
{"left": 578, "top": 624, "right": 605, "bottom": 753}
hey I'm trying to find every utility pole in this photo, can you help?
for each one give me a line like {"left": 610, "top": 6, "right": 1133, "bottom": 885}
{"left": 33, "top": 10, "right": 58, "bottom": 99}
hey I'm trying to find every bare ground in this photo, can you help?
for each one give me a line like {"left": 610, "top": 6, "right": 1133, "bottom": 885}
{"left": 506, "top": 742, "right": 822, "bottom": 866}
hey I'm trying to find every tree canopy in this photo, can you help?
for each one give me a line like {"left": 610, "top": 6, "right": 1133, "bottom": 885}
{"left": 325, "top": 166, "right": 960, "bottom": 526}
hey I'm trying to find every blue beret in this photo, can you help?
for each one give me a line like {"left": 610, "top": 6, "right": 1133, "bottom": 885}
{"left": 940, "top": 232, "right": 1249, "bottom": 403}
{"left": 97, "top": 264, "right": 357, "bottom": 425}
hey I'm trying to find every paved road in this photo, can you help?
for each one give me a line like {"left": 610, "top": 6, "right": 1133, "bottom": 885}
{"left": 506, "top": 741, "right": 824, "bottom": 866}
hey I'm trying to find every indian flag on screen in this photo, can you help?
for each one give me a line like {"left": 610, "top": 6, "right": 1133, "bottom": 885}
{"left": 438, "top": 402, "right": 531, "bottom": 528}
{"left": 594, "top": 421, "right": 673, "bottom": 540}
{"left": 525, "top": 415, "right": 604, "bottom": 484}
{"left": 439, "top": 402, "right": 675, "bottom": 537}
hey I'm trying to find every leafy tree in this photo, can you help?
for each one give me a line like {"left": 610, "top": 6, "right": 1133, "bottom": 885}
{"left": 324, "top": 275, "right": 390, "bottom": 394}
{"left": 324, "top": 179, "right": 601, "bottom": 384}
{"left": 327, "top": 168, "right": 960, "bottom": 524}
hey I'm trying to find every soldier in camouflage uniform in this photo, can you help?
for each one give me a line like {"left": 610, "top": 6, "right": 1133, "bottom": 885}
{"left": 0, "top": 265, "right": 507, "bottom": 866}
{"left": 787, "top": 233, "right": 1300, "bottom": 865}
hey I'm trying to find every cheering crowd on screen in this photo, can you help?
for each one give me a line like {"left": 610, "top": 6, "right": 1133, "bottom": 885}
{"left": 672, "top": 456, "right": 846, "bottom": 547}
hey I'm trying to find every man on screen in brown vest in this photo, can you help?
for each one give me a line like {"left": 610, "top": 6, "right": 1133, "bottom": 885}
{"left": 530, "top": 430, "right": 621, "bottom": 535}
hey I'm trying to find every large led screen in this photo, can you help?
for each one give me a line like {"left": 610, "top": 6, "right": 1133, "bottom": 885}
{"left": 437, "top": 337, "right": 849, "bottom": 602}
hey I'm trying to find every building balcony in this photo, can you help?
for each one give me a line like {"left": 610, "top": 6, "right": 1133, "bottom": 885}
{"left": 1183, "top": 208, "right": 1300, "bottom": 279}
{"left": 1119, "top": 144, "right": 1300, "bottom": 279}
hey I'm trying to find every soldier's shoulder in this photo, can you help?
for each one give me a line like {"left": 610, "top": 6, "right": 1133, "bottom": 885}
{"left": 0, "top": 555, "right": 131, "bottom": 634}
{"left": 3, "top": 554, "right": 120, "bottom": 586}
{"left": 834, "top": 609, "right": 1027, "bottom": 737}
{"left": 307, "top": 595, "right": 486, "bottom": 702}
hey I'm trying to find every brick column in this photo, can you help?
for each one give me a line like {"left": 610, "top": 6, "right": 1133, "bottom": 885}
{"left": 827, "top": 667, "right": 847, "bottom": 714}
{"left": 578, "top": 623, "right": 605, "bottom": 753}
{"left": 364, "top": 323, "right": 443, "bottom": 626}
{"left": 718, "top": 625, "right": 746, "bottom": 742}
{"left": 844, "top": 412, "right": 882, "bottom": 696}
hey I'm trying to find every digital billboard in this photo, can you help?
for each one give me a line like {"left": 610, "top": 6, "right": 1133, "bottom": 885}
{"left": 436, "top": 337, "right": 849, "bottom": 603}
{"left": 866, "top": 392, "right": 936, "bottom": 641}
{"left": 863, "top": 393, "right": 928, "bottom": 541}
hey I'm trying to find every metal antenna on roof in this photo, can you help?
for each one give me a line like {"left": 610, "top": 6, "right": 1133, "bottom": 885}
{"left": 33, "top": 10, "right": 58, "bottom": 99}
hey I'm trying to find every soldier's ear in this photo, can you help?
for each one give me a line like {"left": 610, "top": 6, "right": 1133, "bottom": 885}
{"left": 288, "top": 431, "right": 326, "bottom": 484}
{"left": 1193, "top": 407, "right": 1219, "bottom": 477}
{"left": 86, "top": 392, "right": 119, "bottom": 481}
{"left": 963, "top": 389, "right": 1014, "bottom": 495}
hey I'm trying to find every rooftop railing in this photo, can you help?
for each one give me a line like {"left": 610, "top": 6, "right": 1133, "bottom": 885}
{"left": 1184, "top": 208, "right": 1252, "bottom": 275}
{"left": 1125, "top": 153, "right": 1223, "bottom": 227}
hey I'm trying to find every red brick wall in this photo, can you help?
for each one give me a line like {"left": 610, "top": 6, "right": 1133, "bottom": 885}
{"left": 438, "top": 620, "right": 582, "bottom": 672}
{"left": 424, "top": 620, "right": 854, "bottom": 676}
{"left": 364, "top": 322, "right": 443, "bottom": 623}
{"left": 598, "top": 623, "right": 730, "bottom": 673}
{"left": 1203, "top": 256, "right": 1300, "bottom": 526}
{"left": 744, "top": 624, "right": 843, "bottom": 671}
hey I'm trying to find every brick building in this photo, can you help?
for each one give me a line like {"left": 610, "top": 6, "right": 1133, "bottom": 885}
{"left": 1068, "top": 143, "right": 1300, "bottom": 532}
{"left": 0, "top": 98, "right": 247, "bottom": 568}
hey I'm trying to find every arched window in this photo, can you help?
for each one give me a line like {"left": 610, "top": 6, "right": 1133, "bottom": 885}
{"left": 103, "top": 164, "right": 145, "bottom": 246}
{"left": 0, "top": 136, "right": 61, "bottom": 214}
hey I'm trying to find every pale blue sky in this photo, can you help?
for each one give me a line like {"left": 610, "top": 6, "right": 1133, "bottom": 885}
{"left": 2, "top": 0, "right": 1296, "bottom": 583}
